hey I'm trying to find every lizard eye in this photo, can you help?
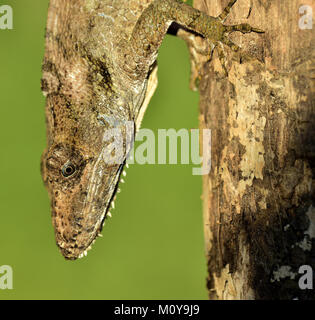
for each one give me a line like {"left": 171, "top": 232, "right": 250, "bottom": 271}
{"left": 61, "top": 162, "right": 76, "bottom": 177}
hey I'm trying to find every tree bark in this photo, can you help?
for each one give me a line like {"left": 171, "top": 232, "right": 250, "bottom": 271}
{"left": 193, "top": 0, "right": 315, "bottom": 299}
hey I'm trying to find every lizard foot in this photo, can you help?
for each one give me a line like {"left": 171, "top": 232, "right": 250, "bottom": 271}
{"left": 215, "top": 0, "right": 264, "bottom": 75}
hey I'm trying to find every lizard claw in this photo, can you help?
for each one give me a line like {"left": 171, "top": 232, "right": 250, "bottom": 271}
{"left": 251, "top": 27, "right": 265, "bottom": 33}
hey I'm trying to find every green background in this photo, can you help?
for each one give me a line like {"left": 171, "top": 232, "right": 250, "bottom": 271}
{"left": 0, "top": 0, "right": 207, "bottom": 299}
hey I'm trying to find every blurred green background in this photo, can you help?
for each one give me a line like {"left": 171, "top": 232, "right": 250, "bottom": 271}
{"left": 0, "top": 0, "right": 207, "bottom": 299}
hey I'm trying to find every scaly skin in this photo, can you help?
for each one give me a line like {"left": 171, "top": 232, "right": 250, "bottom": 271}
{"left": 41, "top": 0, "right": 263, "bottom": 260}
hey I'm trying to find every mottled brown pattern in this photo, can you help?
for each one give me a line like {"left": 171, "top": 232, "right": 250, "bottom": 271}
{"left": 197, "top": 0, "right": 314, "bottom": 300}
{"left": 41, "top": 0, "right": 263, "bottom": 260}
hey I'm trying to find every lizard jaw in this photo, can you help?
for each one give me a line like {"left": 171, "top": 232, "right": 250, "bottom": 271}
{"left": 55, "top": 162, "right": 127, "bottom": 261}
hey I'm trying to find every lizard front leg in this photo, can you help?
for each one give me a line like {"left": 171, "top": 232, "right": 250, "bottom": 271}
{"left": 121, "top": 0, "right": 263, "bottom": 80}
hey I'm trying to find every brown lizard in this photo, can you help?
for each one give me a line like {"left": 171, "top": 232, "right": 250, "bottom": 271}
{"left": 41, "top": 0, "right": 263, "bottom": 260}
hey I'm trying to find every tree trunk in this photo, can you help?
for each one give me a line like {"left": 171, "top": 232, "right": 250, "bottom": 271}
{"left": 193, "top": 0, "right": 315, "bottom": 299}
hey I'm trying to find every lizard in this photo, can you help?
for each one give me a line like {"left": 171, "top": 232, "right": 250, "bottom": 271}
{"left": 40, "top": 0, "right": 263, "bottom": 260}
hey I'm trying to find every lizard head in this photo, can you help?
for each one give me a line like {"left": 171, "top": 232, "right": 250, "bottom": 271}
{"left": 40, "top": 91, "right": 132, "bottom": 260}
{"left": 41, "top": 141, "right": 125, "bottom": 260}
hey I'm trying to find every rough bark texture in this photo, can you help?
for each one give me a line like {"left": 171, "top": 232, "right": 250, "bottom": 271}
{"left": 194, "top": 0, "right": 315, "bottom": 299}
